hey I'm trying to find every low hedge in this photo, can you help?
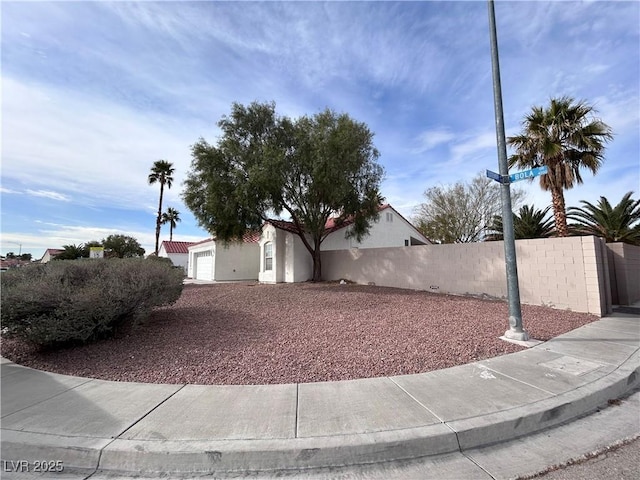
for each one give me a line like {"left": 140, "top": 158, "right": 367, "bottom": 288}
{"left": 1, "top": 258, "right": 184, "bottom": 349}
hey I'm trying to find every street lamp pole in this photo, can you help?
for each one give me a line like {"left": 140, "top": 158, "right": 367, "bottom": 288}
{"left": 487, "top": 0, "right": 528, "bottom": 341}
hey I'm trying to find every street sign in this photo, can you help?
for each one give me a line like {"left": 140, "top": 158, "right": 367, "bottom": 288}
{"left": 509, "top": 165, "right": 548, "bottom": 183}
{"left": 486, "top": 169, "right": 503, "bottom": 183}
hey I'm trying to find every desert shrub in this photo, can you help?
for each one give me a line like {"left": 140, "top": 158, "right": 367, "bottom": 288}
{"left": 1, "top": 258, "right": 184, "bottom": 348}
{"left": 146, "top": 254, "right": 174, "bottom": 267}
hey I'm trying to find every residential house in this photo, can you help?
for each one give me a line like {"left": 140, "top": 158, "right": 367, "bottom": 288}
{"left": 0, "top": 258, "right": 31, "bottom": 271}
{"left": 158, "top": 241, "right": 194, "bottom": 274}
{"left": 40, "top": 249, "right": 64, "bottom": 263}
{"left": 187, "top": 232, "right": 260, "bottom": 282}
{"left": 258, "top": 204, "right": 431, "bottom": 283}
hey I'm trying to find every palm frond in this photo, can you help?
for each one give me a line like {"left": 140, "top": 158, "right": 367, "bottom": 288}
{"left": 567, "top": 192, "right": 640, "bottom": 245}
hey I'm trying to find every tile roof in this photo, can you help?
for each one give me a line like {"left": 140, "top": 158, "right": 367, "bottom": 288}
{"left": 39, "top": 249, "right": 64, "bottom": 261}
{"left": 241, "top": 231, "right": 262, "bottom": 243}
{"left": 267, "top": 204, "right": 393, "bottom": 235}
{"left": 189, "top": 237, "right": 215, "bottom": 247}
{"left": 266, "top": 219, "right": 300, "bottom": 234}
{"left": 187, "top": 231, "right": 261, "bottom": 250}
{"left": 160, "top": 241, "right": 195, "bottom": 254}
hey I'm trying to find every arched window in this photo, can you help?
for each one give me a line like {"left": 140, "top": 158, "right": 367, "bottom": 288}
{"left": 264, "top": 242, "right": 273, "bottom": 271}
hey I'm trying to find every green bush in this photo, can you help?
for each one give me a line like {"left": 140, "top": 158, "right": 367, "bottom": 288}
{"left": 1, "top": 258, "right": 184, "bottom": 348}
{"left": 146, "top": 254, "right": 174, "bottom": 267}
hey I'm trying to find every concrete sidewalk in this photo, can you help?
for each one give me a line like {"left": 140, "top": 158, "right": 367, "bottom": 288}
{"left": 1, "top": 314, "right": 638, "bottom": 478}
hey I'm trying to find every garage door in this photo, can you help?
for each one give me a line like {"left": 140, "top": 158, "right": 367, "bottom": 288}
{"left": 194, "top": 251, "right": 213, "bottom": 281}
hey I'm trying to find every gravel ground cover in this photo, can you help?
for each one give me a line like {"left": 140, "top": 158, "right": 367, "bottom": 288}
{"left": 0, "top": 282, "right": 599, "bottom": 385}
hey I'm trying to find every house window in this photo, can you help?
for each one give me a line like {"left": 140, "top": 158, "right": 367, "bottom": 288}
{"left": 264, "top": 242, "right": 273, "bottom": 271}
{"left": 386, "top": 212, "right": 393, "bottom": 222}
{"left": 404, "top": 239, "right": 409, "bottom": 246}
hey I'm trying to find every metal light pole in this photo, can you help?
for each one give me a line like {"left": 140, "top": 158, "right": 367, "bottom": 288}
{"left": 487, "top": 0, "right": 528, "bottom": 341}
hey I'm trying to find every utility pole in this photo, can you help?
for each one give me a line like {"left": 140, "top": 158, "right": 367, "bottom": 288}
{"left": 487, "top": 0, "right": 528, "bottom": 341}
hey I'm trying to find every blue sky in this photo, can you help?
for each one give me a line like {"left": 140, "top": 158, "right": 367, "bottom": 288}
{"left": 2, "top": 1, "right": 638, "bottom": 260}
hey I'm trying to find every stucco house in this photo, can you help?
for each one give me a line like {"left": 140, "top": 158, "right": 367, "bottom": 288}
{"left": 258, "top": 204, "right": 431, "bottom": 283}
{"left": 187, "top": 232, "right": 260, "bottom": 282}
{"left": 158, "top": 241, "right": 194, "bottom": 274}
{"left": 40, "top": 248, "right": 64, "bottom": 263}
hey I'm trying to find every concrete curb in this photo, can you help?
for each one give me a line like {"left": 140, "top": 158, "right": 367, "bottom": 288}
{"left": 450, "top": 350, "right": 640, "bottom": 450}
{"left": 2, "top": 351, "right": 638, "bottom": 477}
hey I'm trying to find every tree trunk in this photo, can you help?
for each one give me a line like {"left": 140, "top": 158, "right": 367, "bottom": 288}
{"left": 550, "top": 185, "right": 568, "bottom": 237}
{"left": 155, "top": 183, "right": 164, "bottom": 254}
{"left": 311, "top": 248, "right": 322, "bottom": 282}
{"left": 169, "top": 226, "right": 173, "bottom": 241}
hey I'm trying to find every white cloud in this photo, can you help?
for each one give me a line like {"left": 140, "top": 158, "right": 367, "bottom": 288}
{"left": 450, "top": 131, "right": 498, "bottom": 166}
{"left": 1, "top": 76, "right": 200, "bottom": 211}
{"left": 584, "top": 64, "right": 610, "bottom": 75}
{"left": 411, "top": 129, "right": 455, "bottom": 154}
{"left": 26, "top": 189, "right": 71, "bottom": 202}
{"left": 592, "top": 91, "right": 640, "bottom": 135}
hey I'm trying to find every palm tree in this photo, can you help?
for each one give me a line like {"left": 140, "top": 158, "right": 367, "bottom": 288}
{"left": 507, "top": 97, "right": 613, "bottom": 237}
{"left": 54, "top": 244, "right": 87, "bottom": 260}
{"left": 161, "top": 207, "right": 181, "bottom": 241}
{"left": 148, "top": 160, "right": 175, "bottom": 255}
{"left": 567, "top": 192, "right": 640, "bottom": 245}
{"left": 487, "top": 205, "right": 555, "bottom": 241}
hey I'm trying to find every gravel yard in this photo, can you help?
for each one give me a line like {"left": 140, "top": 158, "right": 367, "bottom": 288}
{"left": 0, "top": 282, "right": 599, "bottom": 385}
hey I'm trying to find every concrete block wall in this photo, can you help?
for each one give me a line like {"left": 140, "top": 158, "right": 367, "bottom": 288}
{"left": 321, "top": 236, "right": 611, "bottom": 315}
{"left": 515, "top": 237, "right": 589, "bottom": 312}
{"left": 607, "top": 243, "right": 640, "bottom": 305}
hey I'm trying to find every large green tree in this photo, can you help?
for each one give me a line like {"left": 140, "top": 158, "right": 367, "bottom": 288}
{"left": 413, "top": 173, "right": 524, "bottom": 243}
{"left": 567, "top": 192, "right": 640, "bottom": 245}
{"left": 148, "top": 160, "right": 175, "bottom": 255}
{"left": 161, "top": 207, "right": 181, "bottom": 241}
{"left": 487, "top": 204, "right": 555, "bottom": 241}
{"left": 102, "top": 234, "right": 145, "bottom": 258}
{"left": 182, "top": 101, "right": 384, "bottom": 281}
{"left": 507, "top": 96, "right": 613, "bottom": 237}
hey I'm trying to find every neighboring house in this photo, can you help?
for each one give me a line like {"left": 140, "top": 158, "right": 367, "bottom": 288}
{"left": 40, "top": 249, "right": 64, "bottom": 263}
{"left": 0, "top": 259, "right": 31, "bottom": 271}
{"left": 187, "top": 232, "right": 260, "bottom": 282}
{"left": 158, "top": 241, "right": 194, "bottom": 274}
{"left": 259, "top": 204, "right": 431, "bottom": 283}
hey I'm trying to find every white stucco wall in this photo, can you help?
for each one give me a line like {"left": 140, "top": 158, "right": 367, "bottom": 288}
{"left": 214, "top": 241, "right": 259, "bottom": 281}
{"left": 285, "top": 232, "right": 312, "bottom": 283}
{"left": 258, "top": 208, "right": 429, "bottom": 284}
{"left": 321, "top": 209, "right": 429, "bottom": 251}
{"left": 158, "top": 245, "right": 188, "bottom": 274}
{"left": 274, "top": 228, "right": 287, "bottom": 283}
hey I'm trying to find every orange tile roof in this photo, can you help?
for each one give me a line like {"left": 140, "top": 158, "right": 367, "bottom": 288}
{"left": 160, "top": 241, "right": 195, "bottom": 254}
{"left": 187, "top": 231, "right": 261, "bottom": 249}
{"left": 267, "top": 204, "right": 393, "bottom": 235}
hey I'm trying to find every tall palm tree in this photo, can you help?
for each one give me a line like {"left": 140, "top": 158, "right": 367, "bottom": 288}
{"left": 148, "top": 160, "right": 175, "bottom": 255}
{"left": 568, "top": 192, "right": 640, "bottom": 245}
{"left": 487, "top": 204, "right": 555, "bottom": 241}
{"left": 161, "top": 207, "right": 181, "bottom": 241}
{"left": 507, "top": 97, "right": 613, "bottom": 237}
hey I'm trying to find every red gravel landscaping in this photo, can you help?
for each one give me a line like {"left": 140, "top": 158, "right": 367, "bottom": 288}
{"left": 0, "top": 282, "right": 599, "bottom": 385}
